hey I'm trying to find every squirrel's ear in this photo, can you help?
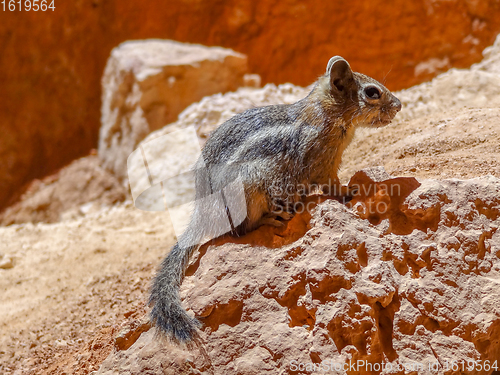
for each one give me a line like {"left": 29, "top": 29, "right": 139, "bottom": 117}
{"left": 327, "top": 56, "right": 355, "bottom": 94}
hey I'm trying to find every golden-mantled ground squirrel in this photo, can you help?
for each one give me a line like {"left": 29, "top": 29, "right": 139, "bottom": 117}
{"left": 149, "top": 56, "right": 401, "bottom": 342}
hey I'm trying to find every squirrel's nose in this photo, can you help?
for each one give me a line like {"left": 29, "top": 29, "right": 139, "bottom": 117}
{"left": 393, "top": 97, "right": 402, "bottom": 112}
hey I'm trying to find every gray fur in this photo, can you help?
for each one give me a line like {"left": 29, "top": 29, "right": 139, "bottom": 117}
{"left": 149, "top": 56, "right": 402, "bottom": 342}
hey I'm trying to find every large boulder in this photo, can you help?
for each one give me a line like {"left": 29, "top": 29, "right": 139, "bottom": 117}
{"left": 98, "top": 40, "right": 248, "bottom": 180}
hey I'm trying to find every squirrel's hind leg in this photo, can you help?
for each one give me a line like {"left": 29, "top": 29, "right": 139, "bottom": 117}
{"left": 243, "top": 189, "right": 295, "bottom": 230}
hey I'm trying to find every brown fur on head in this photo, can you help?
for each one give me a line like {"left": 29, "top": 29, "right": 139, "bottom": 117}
{"left": 318, "top": 56, "right": 402, "bottom": 128}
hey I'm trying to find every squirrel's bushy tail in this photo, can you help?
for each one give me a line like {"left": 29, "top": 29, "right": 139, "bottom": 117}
{"left": 149, "top": 240, "right": 200, "bottom": 342}
{"left": 149, "top": 171, "right": 235, "bottom": 341}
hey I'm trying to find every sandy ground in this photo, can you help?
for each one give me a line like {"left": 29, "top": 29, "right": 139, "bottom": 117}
{"left": 0, "top": 204, "right": 175, "bottom": 374}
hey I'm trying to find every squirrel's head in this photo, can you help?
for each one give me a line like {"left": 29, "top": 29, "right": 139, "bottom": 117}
{"left": 325, "top": 56, "right": 401, "bottom": 127}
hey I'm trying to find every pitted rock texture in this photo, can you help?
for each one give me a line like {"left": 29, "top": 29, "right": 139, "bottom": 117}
{"left": 98, "top": 40, "right": 248, "bottom": 180}
{"left": 4, "top": 1, "right": 500, "bottom": 211}
{"left": 95, "top": 170, "right": 500, "bottom": 374}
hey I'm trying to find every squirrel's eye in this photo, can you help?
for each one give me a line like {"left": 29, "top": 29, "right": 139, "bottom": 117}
{"left": 364, "top": 86, "right": 381, "bottom": 100}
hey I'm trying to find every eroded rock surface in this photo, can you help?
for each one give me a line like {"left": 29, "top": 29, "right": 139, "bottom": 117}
{"left": 96, "top": 169, "right": 500, "bottom": 374}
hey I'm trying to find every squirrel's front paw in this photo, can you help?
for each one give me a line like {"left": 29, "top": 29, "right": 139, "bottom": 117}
{"left": 257, "top": 211, "right": 294, "bottom": 228}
